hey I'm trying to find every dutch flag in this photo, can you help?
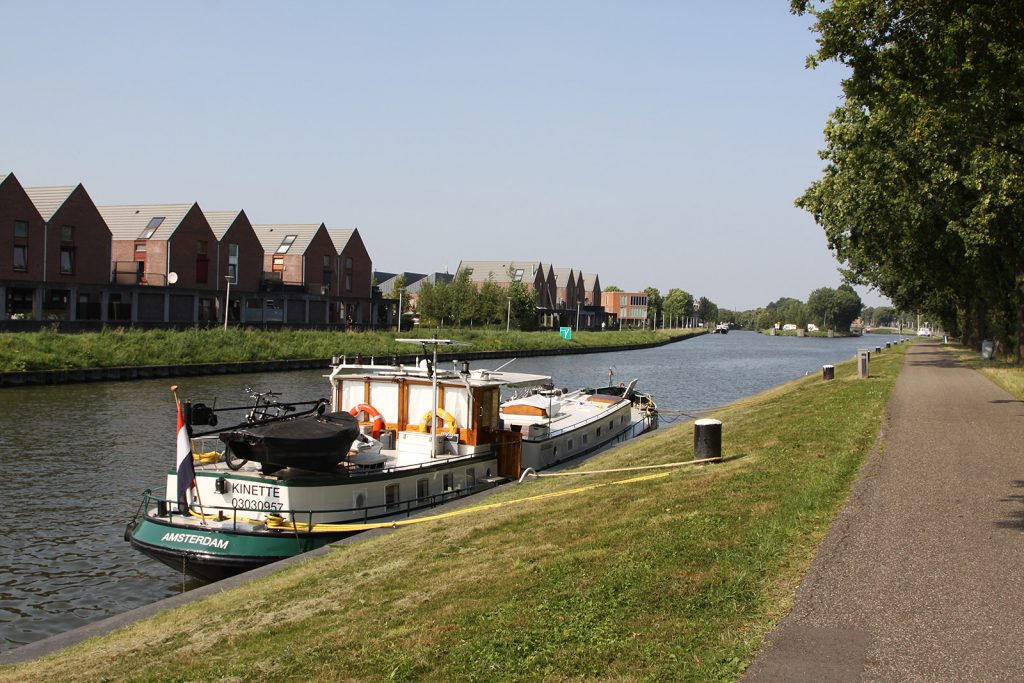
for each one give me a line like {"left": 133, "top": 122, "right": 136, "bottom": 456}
{"left": 176, "top": 401, "right": 196, "bottom": 507}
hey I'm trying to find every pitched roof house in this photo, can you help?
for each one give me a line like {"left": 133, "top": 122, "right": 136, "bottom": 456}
{"left": 24, "top": 183, "right": 112, "bottom": 286}
{"left": 252, "top": 223, "right": 337, "bottom": 296}
{"left": 203, "top": 209, "right": 264, "bottom": 294}
{"left": 99, "top": 203, "right": 218, "bottom": 290}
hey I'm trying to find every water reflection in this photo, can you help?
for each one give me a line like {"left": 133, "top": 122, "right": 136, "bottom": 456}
{"left": 0, "top": 331, "right": 905, "bottom": 651}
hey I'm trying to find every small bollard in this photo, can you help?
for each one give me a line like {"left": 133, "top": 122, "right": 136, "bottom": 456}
{"left": 857, "top": 348, "right": 870, "bottom": 378}
{"left": 885, "top": 342, "right": 891, "bottom": 349}
{"left": 822, "top": 364, "right": 835, "bottom": 380}
{"left": 694, "top": 419, "right": 722, "bottom": 459}
{"left": 875, "top": 345, "right": 882, "bottom": 353}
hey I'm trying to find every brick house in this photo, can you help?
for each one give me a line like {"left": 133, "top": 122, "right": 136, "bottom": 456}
{"left": 327, "top": 228, "right": 373, "bottom": 324}
{"left": 252, "top": 223, "right": 337, "bottom": 324}
{"left": 0, "top": 173, "right": 46, "bottom": 318}
{"left": 204, "top": 209, "right": 264, "bottom": 323}
{"left": 601, "top": 290, "right": 648, "bottom": 328}
{"left": 98, "top": 203, "right": 219, "bottom": 322}
{"left": 23, "top": 182, "right": 113, "bottom": 320}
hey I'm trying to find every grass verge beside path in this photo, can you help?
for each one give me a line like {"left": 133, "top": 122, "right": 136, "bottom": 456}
{"left": 944, "top": 343, "right": 1024, "bottom": 400}
{"left": 0, "top": 327, "right": 698, "bottom": 373}
{"left": 0, "top": 345, "right": 907, "bottom": 682}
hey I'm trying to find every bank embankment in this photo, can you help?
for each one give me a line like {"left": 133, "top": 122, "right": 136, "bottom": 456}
{"left": 0, "top": 328, "right": 702, "bottom": 387}
{"left": 0, "top": 343, "right": 908, "bottom": 682}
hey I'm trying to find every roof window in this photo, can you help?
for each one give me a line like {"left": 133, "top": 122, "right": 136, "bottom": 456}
{"left": 513, "top": 268, "right": 525, "bottom": 282}
{"left": 139, "top": 217, "right": 164, "bottom": 239}
{"left": 276, "top": 235, "right": 298, "bottom": 254}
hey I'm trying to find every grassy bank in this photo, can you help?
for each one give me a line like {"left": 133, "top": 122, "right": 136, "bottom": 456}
{"left": 944, "top": 343, "right": 1024, "bottom": 399}
{"left": 0, "top": 327, "right": 699, "bottom": 373}
{"left": 0, "top": 345, "right": 906, "bottom": 682}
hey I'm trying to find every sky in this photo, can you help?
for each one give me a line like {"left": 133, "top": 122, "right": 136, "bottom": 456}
{"left": 2, "top": 1, "right": 890, "bottom": 310}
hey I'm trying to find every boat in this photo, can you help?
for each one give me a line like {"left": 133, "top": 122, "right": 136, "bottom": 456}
{"left": 713, "top": 323, "right": 729, "bottom": 334}
{"left": 126, "top": 339, "right": 658, "bottom": 581}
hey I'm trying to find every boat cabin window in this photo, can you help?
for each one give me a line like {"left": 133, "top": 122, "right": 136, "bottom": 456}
{"left": 353, "top": 491, "right": 366, "bottom": 510}
{"left": 386, "top": 484, "right": 400, "bottom": 511}
{"left": 596, "top": 427, "right": 601, "bottom": 438}
{"left": 582, "top": 434, "right": 589, "bottom": 445}
{"left": 407, "top": 384, "right": 434, "bottom": 429}
{"left": 443, "top": 472, "right": 454, "bottom": 492}
{"left": 341, "top": 381, "right": 365, "bottom": 413}
{"left": 466, "top": 468, "right": 475, "bottom": 490}
{"left": 609, "top": 420, "right": 614, "bottom": 431}
{"left": 568, "top": 438, "right": 574, "bottom": 450}
{"left": 443, "top": 386, "right": 470, "bottom": 430}
{"left": 417, "top": 478, "right": 429, "bottom": 502}
{"left": 369, "top": 381, "right": 400, "bottom": 423}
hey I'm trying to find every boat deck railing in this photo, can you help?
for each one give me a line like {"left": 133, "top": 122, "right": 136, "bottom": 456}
{"left": 137, "top": 482, "right": 489, "bottom": 532}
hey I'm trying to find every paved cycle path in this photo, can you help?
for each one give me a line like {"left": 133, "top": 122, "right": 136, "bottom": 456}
{"left": 746, "top": 342, "right": 1024, "bottom": 682}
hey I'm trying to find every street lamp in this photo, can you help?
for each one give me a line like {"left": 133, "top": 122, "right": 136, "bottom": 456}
{"left": 506, "top": 297, "right": 512, "bottom": 333}
{"left": 223, "top": 275, "right": 233, "bottom": 331}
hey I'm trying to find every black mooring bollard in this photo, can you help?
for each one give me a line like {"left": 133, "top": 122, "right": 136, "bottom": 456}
{"left": 823, "top": 364, "right": 835, "bottom": 380}
{"left": 694, "top": 419, "right": 722, "bottom": 459}
{"left": 875, "top": 345, "right": 882, "bottom": 353}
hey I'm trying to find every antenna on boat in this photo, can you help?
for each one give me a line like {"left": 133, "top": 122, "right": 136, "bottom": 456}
{"left": 396, "top": 338, "right": 471, "bottom": 459}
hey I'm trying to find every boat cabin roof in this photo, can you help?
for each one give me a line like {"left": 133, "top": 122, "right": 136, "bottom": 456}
{"left": 327, "top": 362, "right": 551, "bottom": 389}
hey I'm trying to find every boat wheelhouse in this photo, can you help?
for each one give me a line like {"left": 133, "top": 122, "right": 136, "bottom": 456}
{"left": 126, "top": 340, "right": 657, "bottom": 581}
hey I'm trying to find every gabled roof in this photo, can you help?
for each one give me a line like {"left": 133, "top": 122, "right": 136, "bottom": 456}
{"left": 326, "top": 228, "right": 355, "bottom": 254}
{"left": 23, "top": 185, "right": 78, "bottom": 221}
{"left": 252, "top": 223, "right": 325, "bottom": 256}
{"left": 408, "top": 272, "right": 453, "bottom": 293}
{"left": 581, "top": 272, "right": 600, "bottom": 290}
{"left": 457, "top": 260, "right": 543, "bottom": 285}
{"left": 98, "top": 203, "right": 195, "bottom": 241}
{"left": 204, "top": 210, "right": 248, "bottom": 240}
{"left": 552, "top": 267, "right": 576, "bottom": 286}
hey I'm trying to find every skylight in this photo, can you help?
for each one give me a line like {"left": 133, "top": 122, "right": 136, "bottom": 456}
{"left": 276, "top": 235, "right": 298, "bottom": 254}
{"left": 139, "top": 216, "right": 164, "bottom": 239}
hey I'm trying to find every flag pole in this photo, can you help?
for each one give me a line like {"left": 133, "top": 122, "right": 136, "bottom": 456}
{"left": 171, "top": 385, "right": 207, "bottom": 523}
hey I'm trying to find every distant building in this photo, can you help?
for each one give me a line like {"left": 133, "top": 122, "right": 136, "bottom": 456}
{"left": 326, "top": 228, "right": 373, "bottom": 324}
{"left": 203, "top": 209, "right": 264, "bottom": 323}
{"left": 601, "top": 291, "right": 648, "bottom": 328}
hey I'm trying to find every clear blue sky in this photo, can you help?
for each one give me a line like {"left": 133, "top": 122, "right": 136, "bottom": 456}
{"left": 2, "top": 0, "right": 889, "bottom": 310}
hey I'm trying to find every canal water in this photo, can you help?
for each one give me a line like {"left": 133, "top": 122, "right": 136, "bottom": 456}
{"left": 0, "top": 331, "right": 906, "bottom": 652}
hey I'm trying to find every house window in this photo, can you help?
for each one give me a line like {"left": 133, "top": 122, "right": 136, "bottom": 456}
{"left": 417, "top": 478, "right": 429, "bottom": 501}
{"left": 60, "top": 247, "right": 75, "bottom": 274}
{"left": 276, "top": 235, "right": 297, "bottom": 254}
{"left": 272, "top": 256, "right": 285, "bottom": 273}
{"left": 196, "top": 241, "right": 209, "bottom": 284}
{"left": 345, "top": 274, "right": 352, "bottom": 291}
{"left": 139, "top": 217, "right": 163, "bottom": 239}
{"left": 345, "top": 256, "right": 353, "bottom": 269}
{"left": 227, "top": 244, "right": 239, "bottom": 284}
{"left": 13, "top": 220, "right": 28, "bottom": 271}
{"left": 385, "top": 484, "right": 400, "bottom": 510}
{"left": 197, "top": 240, "right": 208, "bottom": 256}
{"left": 61, "top": 225, "right": 74, "bottom": 242}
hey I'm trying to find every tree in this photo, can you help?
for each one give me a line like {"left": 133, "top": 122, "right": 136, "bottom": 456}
{"left": 604, "top": 285, "right": 622, "bottom": 292}
{"left": 697, "top": 297, "right": 719, "bottom": 324}
{"left": 807, "top": 285, "right": 863, "bottom": 332}
{"left": 793, "top": 0, "right": 1024, "bottom": 359}
{"left": 477, "top": 277, "right": 505, "bottom": 326}
{"left": 507, "top": 279, "right": 538, "bottom": 331}
{"left": 448, "top": 270, "right": 477, "bottom": 327}
{"left": 644, "top": 287, "right": 663, "bottom": 326}
{"left": 663, "top": 288, "right": 694, "bottom": 325}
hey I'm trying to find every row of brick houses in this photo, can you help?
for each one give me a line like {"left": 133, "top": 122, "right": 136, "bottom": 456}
{"left": 1, "top": 172, "right": 374, "bottom": 326}
{"left": 455, "top": 261, "right": 610, "bottom": 329}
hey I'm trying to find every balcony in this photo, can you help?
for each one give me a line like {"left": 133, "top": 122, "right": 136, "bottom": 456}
{"left": 112, "top": 261, "right": 167, "bottom": 286}
{"left": 260, "top": 272, "right": 307, "bottom": 294}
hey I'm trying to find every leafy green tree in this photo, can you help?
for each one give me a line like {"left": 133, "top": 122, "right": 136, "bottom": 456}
{"left": 697, "top": 297, "right": 719, "bottom": 324}
{"left": 793, "top": 0, "right": 1024, "bottom": 358}
{"left": 448, "top": 270, "right": 477, "bottom": 327}
{"left": 604, "top": 285, "right": 622, "bottom": 292}
{"left": 416, "top": 279, "right": 453, "bottom": 326}
{"left": 644, "top": 287, "right": 663, "bottom": 325}
{"left": 477, "top": 277, "right": 504, "bottom": 326}
{"left": 662, "top": 288, "right": 694, "bottom": 326}
{"left": 507, "top": 280, "right": 538, "bottom": 331}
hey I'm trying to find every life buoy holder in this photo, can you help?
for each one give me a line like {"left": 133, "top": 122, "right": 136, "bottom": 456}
{"left": 419, "top": 408, "right": 459, "bottom": 434}
{"left": 348, "top": 403, "right": 385, "bottom": 438}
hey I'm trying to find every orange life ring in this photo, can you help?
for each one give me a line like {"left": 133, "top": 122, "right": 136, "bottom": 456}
{"left": 348, "top": 403, "right": 384, "bottom": 438}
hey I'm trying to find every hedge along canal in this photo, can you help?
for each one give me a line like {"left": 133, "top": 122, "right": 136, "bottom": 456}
{"left": 0, "top": 331, "right": 704, "bottom": 387}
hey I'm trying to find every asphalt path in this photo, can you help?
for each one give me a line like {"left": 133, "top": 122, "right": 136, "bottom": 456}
{"left": 746, "top": 342, "right": 1024, "bottom": 682}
